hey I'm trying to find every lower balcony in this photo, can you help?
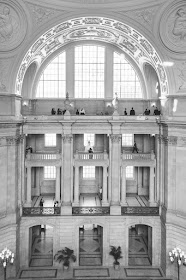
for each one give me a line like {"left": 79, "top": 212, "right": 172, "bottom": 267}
{"left": 22, "top": 194, "right": 159, "bottom": 216}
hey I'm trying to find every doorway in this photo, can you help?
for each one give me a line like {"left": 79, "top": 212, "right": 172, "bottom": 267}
{"left": 79, "top": 224, "right": 103, "bottom": 266}
{"left": 128, "top": 224, "right": 152, "bottom": 266}
{"left": 29, "top": 225, "right": 53, "bottom": 267}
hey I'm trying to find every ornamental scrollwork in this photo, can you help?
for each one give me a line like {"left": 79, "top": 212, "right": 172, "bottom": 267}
{"left": 177, "top": 137, "right": 186, "bottom": 147}
{"left": 6, "top": 135, "right": 22, "bottom": 145}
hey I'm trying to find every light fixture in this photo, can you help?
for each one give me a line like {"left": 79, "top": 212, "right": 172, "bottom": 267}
{"left": 169, "top": 247, "right": 186, "bottom": 280}
{"left": 0, "top": 247, "right": 14, "bottom": 280}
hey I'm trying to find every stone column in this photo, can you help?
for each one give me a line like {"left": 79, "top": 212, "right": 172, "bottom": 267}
{"left": 167, "top": 136, "right": 177, "bottom": 210}
{"left": 149, "top": 166, "right": 156, "bottom": 206}
{"left": 155, "top": 135, "right": 160, "bottom": 203}
{"left": 102, "top": 165, "right": 108, "bottom": 206}
{"left": 55, "top": 166, "right": 60, "bottom": 202}
{"left": 61, "top": 134, "right": 73, "bottom": 214}
{"left": 73, "top": 165, "right": 79, "bottom": 206}
{"left": 121, "top": 164, "right": 127, "bottom": 205}
{"left": 110, "top": 134, "right": 121, "bottom": 215}
{"left": 26, "top": 166, "right": 32, "bottom": 206}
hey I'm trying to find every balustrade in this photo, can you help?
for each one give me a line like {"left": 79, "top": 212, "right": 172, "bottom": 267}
{"left": 26, "top": 153, "right": 61, "bottom": 160}
{"left": 122, "top": 152, "right": 155, "bottom": 161}
{"left": 74, "top": 152, "right": 108, "bottom": 160}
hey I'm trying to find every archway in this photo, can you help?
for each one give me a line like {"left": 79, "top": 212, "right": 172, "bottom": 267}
{"left": 79, "top": 224, "right": 103, "bottom": 266}
{"left": 16, "top": 17, "right": 168, "bottom": 99}
{"left": 29, "top": 225, "right": 53, "bottom": 267}
{"left": 128, "top": 224, "right": 152, "bottom": 266}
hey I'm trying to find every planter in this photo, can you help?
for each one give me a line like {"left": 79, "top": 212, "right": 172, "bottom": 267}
{"left": 114, "top": 262, "right": 120, "bottom": 270}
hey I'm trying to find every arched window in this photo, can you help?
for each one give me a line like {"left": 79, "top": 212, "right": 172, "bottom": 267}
{"left": 36, "top": 52, "right": 66, "bottom": 98}
{"left": 75, "top": 45, "right": 105, "bottom": 98}
{"left": 113, "top": 52, "right": 142, "bottom": 98}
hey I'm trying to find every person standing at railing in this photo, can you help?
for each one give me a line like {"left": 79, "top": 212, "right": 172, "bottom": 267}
{"left": 88, "top": 147, "right": 93, "bottom": 159}
{"left": 39, "top": 197, "right": 44, "bottom": 214}
{"left": 132, "top": 141, "right": 139, "bottom": 153}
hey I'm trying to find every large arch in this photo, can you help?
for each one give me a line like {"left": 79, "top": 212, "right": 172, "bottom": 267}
{"left": 16, "top": 16, "right": 168, "bottom": 99}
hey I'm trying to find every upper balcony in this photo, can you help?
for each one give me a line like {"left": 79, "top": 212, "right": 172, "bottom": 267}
{"left": 25, "top": 152, "right": 61, "bottom": 167}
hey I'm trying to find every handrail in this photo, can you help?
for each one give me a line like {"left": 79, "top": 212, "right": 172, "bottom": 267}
{"left": 74, "top": 152, "right": 108, "bottom": 160}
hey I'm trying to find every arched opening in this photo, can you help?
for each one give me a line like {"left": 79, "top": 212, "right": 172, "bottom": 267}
{"left": 29, "top": 225, "right": 53, "bottom": 267}
{"left": 128, "top": 224, "right": 152, "bottom": 266}
{"left": 79, "top": 224, "right": 103, "bottom": 266}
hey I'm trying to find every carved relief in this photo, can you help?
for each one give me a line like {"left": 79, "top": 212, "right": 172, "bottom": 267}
{"left": 0, "top": 2, "right": 27, "bottom": 51}
{"left": 27, "top": 3, "right": 61, "bottom": 25}
{"left": 160, "top": 4, "right": 186, "bottom": 53}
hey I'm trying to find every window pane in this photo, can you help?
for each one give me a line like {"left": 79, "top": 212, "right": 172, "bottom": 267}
{"left": 84, "top": 134, "right": 94, "bottom": 147}
{"left": 122, "top": 134, "right": 133, "bottom": 146}
{"left": 126, "top": 166, "right": 133, "bottom": 178}
{"left": 113, "top": 52, "right": 142, "bottom": 98}
{"left": 44, "top": 166, "right": 56, "bottom": 179}
{"left": 45, "top": 134, "right": 56, "bottom": 146}
{"left": 75, "top": 45, "right": 105, "bottom": 98}
{"left": 83, "top": 166, "right": 95, "bottom": 178}
{"left": 36, "top": 52, "right": 66, "bottom": 98}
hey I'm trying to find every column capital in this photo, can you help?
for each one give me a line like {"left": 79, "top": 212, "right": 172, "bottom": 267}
{"left": 6, "top": 135, "right": 22, "bottom": 146}
{"left": 62, "top": 134, "right": 73, "bottom": 143}
{"left": 110, "top": 134, "right": 121, "bottom": 143}
{"left": 158, "top": 135, "right": 168, "bottom": 145}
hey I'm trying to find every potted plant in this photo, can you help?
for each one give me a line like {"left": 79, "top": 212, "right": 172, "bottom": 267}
{"left": 109, "top": 245, "right": 122, "bottom": 270}
{"left": 54, "top": 247, "right": 76, "bottom": 270}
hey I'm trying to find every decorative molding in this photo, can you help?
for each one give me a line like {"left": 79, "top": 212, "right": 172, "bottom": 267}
{"left": 110, "top": 134, "right": 121, "bottom": 143}
{"left": 0, "top": 1, "right": 27, "bottom": 51}
{"left": 62, "top": 134, "right": 73, "bottom": 143}
{"left": 160, "top": 3, "right": 186, "bottom": 54}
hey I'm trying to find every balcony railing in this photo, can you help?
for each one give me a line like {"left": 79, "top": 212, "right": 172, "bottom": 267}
{"left": 121, "top": 206, "right": 159, "bottom": 216}
{"left": 26, "top": 153, "right": 61, "bottom": 160}
{"left": 74, "top": 152, "right": 108, "bottom": 160}
{"left": 22, "top": 207, "right": 60, "bottom": 216}
{"left": 72, "top": 207, "right": 110, "bottom": 215}
{"left": 122, "top": 152, "right": 155, "bottom": 161}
